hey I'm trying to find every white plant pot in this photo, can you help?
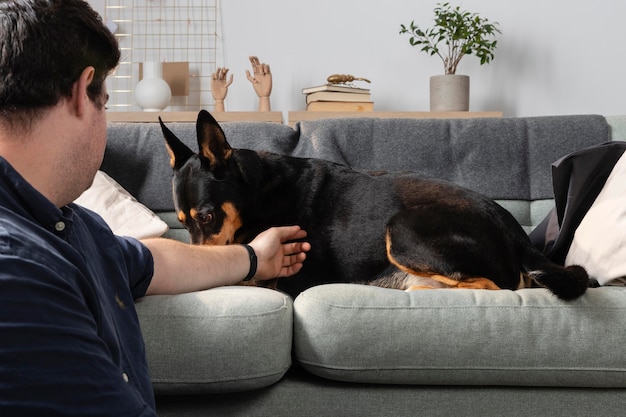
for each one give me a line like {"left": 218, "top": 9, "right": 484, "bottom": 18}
{"left": 135, "top": 61, "right": 172, "bottom": 112}
{"left": 430, "top": 74, "right": 470, "bottom": 112}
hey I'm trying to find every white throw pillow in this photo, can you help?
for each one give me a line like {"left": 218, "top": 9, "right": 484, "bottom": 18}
{"left": 565, "top": 152, "right": 626, "bottom": 286}
{"left": 74, "top": 170, "right": 168, "bottom": 239}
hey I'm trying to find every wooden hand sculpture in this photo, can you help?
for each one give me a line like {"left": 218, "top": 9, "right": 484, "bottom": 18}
{"left": 246, "top": 56, "right": 272, "bottom": 111}
{"left": 211, "top": 67, "right": 233, "bottom": 112}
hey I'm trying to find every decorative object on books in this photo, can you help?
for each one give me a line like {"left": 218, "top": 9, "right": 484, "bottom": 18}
{"left": 303, "top": 75, "right": 373, "bottom": 112}
{"left": 326, "top": 74, "right": 371, "bottom": 86}
{"left": 245, "top": 56, "right": 272, "bottom": 111}
{"left": 135, "top": 61, "right": 172, "bottom": 112}
{"left": 399, "top": 2, "right": 501, "bottom": 111}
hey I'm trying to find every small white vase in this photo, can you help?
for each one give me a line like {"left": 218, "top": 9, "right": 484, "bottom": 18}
{"left": 430, "top": 74, "right": 470, "bottom": 112}
{"left": 135, "top": 61, "right": 172, "bottom": 112}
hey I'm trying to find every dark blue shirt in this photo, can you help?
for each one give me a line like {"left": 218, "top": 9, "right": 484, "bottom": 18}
{"left": 0, "top": 157, "right": 157, "bottom": 416}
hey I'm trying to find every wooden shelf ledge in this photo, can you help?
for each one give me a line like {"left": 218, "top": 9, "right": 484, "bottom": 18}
{"left": 106, "top": 111, "right": 283, "bottom": 124}
{"left": 287, "top": 111, "right": 502, "bottom": 127}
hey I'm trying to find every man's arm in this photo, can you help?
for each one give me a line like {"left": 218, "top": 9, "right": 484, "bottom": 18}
{"left": 142, "top": 226, "right": 310, "bottom": 295}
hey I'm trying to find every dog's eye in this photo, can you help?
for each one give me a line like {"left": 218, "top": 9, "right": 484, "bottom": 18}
{"left": 197, "top": 212, "right": 214, "bottom": 224}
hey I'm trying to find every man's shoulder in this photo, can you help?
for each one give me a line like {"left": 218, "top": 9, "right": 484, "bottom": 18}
{"left": 0, "top": 207, "right": 43, "bottom": 253}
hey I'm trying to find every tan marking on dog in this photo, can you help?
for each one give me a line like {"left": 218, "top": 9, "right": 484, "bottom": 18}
{"left": 519, "top": 272, "right": 531, "bottom": 289}
{"left": 406, "top": 285, "right": 439, "bottom": 291}
{"left": 177, "top": 211, "right": 186, "bottom": 223}
{"left": 165, "top": 145, "right": 176, "bottom": 168}
{"left": 189, "top": 208, "right": 198, "bottom": 220}
{"left": 199, "top": 143, "right": 233, "bottom": 168}
{"left": 401, "top": 275, "right": 450, "bottom": 290}
{"left": 199, "top": 144, "right": 217, "bottom": 168}
{"left": 385, "top": 230, "right": 501, "bottom": 291}
{"left": 454, "top": 276, "right": 501, "bottom": 290}
{"left": 203, "top": 202, "right": 242, "bottom": 245}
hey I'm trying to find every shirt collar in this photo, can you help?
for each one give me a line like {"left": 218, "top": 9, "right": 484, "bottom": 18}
{"left": 0, "top": 156, "right": 74, "bottom": 238}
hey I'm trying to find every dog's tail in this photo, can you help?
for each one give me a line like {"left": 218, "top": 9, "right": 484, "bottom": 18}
{"left": 522, "top": 245, "right": 589, "bottom": 300}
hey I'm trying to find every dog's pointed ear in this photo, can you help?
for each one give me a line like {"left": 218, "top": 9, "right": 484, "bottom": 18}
{"left": 196, "top": 110, "right": 233, "bottom": 169}
{"left": 159, "top": 116, "right": 195, "bottom": 170}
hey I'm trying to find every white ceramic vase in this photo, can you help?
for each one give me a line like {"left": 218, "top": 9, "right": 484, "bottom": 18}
{"left": 430, "top": 74, "right": 470, "bottom": 112}
{"left": 135, "top": 61, "right": 171, "bottom": 112}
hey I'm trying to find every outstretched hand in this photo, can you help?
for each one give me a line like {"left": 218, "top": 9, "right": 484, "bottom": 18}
{"left": 249, "top": 226, "right": 310, "bottom": 280}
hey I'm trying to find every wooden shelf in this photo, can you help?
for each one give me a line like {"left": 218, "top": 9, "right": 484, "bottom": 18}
{"left": 106, "top": 111, "right": 283, "bottom": 123}
{"left": 287, "top": 111, "right": 503, "bottom": 127}
{"left": 106, "top": 110, "right": 502, "bottom": 126}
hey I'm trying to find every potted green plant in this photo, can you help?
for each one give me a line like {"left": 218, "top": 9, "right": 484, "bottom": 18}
{"left": 399, "top": 2, "right": 501, "bottom": 111}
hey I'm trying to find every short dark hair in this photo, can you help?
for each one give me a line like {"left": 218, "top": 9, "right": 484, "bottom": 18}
{"left": 0, "top": 0, "right": 120, "bottom": 128}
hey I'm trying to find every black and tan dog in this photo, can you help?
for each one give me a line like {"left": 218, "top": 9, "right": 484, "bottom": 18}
{"left": 159, "top": 110, "right": 588, "bottom": 300}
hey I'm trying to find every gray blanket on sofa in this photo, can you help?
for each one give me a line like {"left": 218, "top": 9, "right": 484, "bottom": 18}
{"left": 103, "top": 115, "right": 609, "bottom": 212}
{"left": 292, "top": 115, "right": 609, "bottom": 200}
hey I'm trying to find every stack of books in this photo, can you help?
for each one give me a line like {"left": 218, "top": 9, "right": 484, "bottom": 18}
{"left": 302, "top": 84, "right": 373, "bottom": 112}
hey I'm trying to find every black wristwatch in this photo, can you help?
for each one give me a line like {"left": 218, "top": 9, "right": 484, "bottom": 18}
{"left": 242, "top": 244, "right": 257, "bottom": 281}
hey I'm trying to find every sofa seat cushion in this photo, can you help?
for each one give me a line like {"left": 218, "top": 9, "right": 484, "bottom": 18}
{"left": 135, "top": 286, "right": 293, "bottom": 394}
{"left": 294, "top": 284, "right": 626, "bottom": 388}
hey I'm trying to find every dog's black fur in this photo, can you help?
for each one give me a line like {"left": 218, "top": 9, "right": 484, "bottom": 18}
{"left": 159, "top": 110, "right": 588, "bottom": 300}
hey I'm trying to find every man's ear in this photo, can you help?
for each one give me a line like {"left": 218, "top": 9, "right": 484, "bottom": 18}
{"left": 72, "top": 66, "right": 96, "bottom": 117}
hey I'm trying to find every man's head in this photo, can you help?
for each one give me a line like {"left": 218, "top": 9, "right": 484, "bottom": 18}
{"left": 0, "top": 0, "right": 120, "bottom": 131}
{"left": 0, "top": 0, "right": 121, "bottom": 206}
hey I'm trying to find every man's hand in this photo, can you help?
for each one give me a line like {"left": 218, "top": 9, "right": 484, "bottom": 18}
{"left": 249, "top": 226, "right": 310, "bottom": 280}
{"left": 143, "top": 226, "right": 310, "bottom": 295}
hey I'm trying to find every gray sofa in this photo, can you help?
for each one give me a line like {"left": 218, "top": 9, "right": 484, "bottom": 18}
{"left": 102, "top": 114, "right": 626, "bottom": 417}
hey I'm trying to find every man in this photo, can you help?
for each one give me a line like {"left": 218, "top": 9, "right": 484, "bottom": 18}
{"left": 0, "top": 0, "right": 310, "bottom": 415}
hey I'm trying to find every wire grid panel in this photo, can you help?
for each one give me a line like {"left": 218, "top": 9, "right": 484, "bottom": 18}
{"left": 104, "top": 0, "right": 220, "bottom": 111}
